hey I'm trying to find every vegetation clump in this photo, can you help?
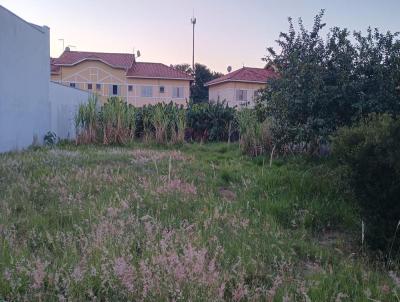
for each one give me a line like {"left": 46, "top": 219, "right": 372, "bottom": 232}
{"left": 256, "top": 10, "right": 400, "bottom": 154}
{"left": 332, "top": 114, "right": 400, "bottom": 252}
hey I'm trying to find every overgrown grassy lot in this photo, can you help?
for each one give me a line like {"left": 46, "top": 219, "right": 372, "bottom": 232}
{"left": 0, "top": 143, "right": 398, "bottom": 301}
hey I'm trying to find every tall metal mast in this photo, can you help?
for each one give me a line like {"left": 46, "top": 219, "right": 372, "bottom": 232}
{"left": 190, "top": 15, "right": 196, "bottom": 73}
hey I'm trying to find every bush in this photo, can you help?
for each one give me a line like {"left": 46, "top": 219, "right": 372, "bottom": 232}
{"left": 44, "top": 131, "right": 57, "bottom": 146}
{"left": 332, "top": 114, "right": 400, "bottom": 252}
{"left": 186, "top": 101, "right": 236, "bottom": 142}
{"left": 257, "top": 11, "right": 400, "bottom": 154}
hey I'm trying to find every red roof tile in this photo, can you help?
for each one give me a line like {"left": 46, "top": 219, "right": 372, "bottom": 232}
{"left": 50, "top": 57, "right": 60, "bottom": 74}
{"left": 54, "top": 50, "right": 135, "bottom": 69}
{"left": 126, "top": 62, "right": 193, "bottom": 80}
{"left": 52, "top": 50, "right": 193, "bottom": 80}
{"left": 205, "top": 67, "right": 277, "bottom": 86}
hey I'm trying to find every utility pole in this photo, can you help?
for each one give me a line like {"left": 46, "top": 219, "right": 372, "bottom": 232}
{"left": 190, "top": 15, "right": 196, "bottom": 73}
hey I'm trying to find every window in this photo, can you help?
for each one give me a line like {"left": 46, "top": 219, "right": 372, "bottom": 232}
{"left": 128, "top": 85, "right": 133, "bottom": 92}
{"left": 69, "top": 83, "right": 76, "bottom": 88}
{"left": 253, "top": 90, "right": 261, "bottom": 99}
{"left": 141, "top": 86, "right": 153, "bottom": 97}
{"left": 96, "top": 84, "right": 101, "bottom": 90}
{"left": 159, "top": 86, "right": 165, "bottom": 93}
{"left": 112, "top": 85, "right": 118, "bottom": 96}
{"left": 236, "top": 89, "right": 247, "bottom": 102}
{"left": 172, "top": 87, "right": 184, "bottom": 98}
{"left": 87, "top": 83, "right": 93, "bottom": 90}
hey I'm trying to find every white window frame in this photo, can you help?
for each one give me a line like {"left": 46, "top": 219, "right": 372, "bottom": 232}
{"left": 172, "top": 87, "right": 184, "bottom": 99}
{"left": 236, "top": 89, "right": 247, "bottom": 102}
{"left": 141, "top": 86, "right": 153, "bottom": 98}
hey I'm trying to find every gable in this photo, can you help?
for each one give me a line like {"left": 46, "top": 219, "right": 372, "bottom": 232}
{"left": 61, "top": 60, "right": 126, "bottom": 84}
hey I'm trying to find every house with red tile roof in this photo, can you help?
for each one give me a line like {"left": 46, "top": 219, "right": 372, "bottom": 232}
{"left": 205, "top": 67, "right": 276, "bottom": 108}
{"left": 51, "top": 49, "right": 193, "bottom": 106}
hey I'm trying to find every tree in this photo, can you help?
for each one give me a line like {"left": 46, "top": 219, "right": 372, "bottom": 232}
{"left": 173, "top": 63, "right": 223, "bottom": 103}
{"left": 256, "top": 10, "right": 400, "bottom": 153}
{"left": 172, "top": 63, "right": 192, "bottom": 74}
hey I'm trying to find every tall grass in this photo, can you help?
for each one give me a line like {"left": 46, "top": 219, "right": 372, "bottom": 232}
{"left": 100, "top": 97, "right": 136, "bottom": 145}
{"left": 75, "top": 98, "right": 187, "bottom": 146}
{"left": 75, "top": 94, "right": 98, "bottom": 144}
{"left": 236, "top": 109, "right": 273, "bottom": 156}
{"left": 151, "top": 104, "right": 170, "bottom": 144}
{"left": 0, "top": 143, "right": 396, "bottom": 301}
{"left": 75, "top": 97, "right": 276, "bottom": 151}
{"left": 171, "top": 107, "right": 186, "bottom": 144}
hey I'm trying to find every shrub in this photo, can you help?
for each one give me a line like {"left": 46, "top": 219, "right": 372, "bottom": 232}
{"left": 44, "top": 131, "right": 57, "bottom": 146}
{"left": 332, "top": 114, "right": 400, "bottom": 252}
{"left": 257, "top": 11, "right": 400, "bottom": 154}
{"left": 130, "top": 102, "right": 186, "bottom": 145}
{"left": 186, "top": 101, "right": 236, "bottom": 142}
{"left": 236, "top": 109, "right": 273, "bottom": 156}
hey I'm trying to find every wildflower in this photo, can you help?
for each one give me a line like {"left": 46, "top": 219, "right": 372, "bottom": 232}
{"left": 389, "top": 271, "right": 400, "bottom": 287}
{"left": 114, "top": 257, "right": 135, "bottom": 293}
{"left": 3, "top": 269, "right": 12, "bottom": 281}
{"left": 31, "top": 259, "right": 47, "bottom": 289}
{"left": 72, "top": 264, "right": 85, "bottom": 282}
{"left": 107, "top": 207, "right": 119, "bottom": 218}
{"left": 156, "top": 179, "right": 197, "bottom": 196}
{"left": 139, "top": 260, "right": 153, "bottom": 298}
{"left": 218, "top": 282, "right": 226, "bottom": 299}
{"left": 381, "top": 284, "right": 390, "bottom": 294}
{"left": 121, "top": 200, "right": 129, "bottom": 209}
{"left": 232, "top": 282, "right": 248, "bottom": 301}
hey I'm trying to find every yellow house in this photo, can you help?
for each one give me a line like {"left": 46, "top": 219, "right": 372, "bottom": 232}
{"left": 51, "top": 49, "right": 193, "bottom": 106}
{"left": 205, "top": 67, "right": 276, "bottom": 108}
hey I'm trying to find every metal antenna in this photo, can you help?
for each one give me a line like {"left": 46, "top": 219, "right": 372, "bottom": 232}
{"left": 58, "top": 38, "right": 64, "bottom": 52}
{"left": 190, "top": 11, "right": 196, "bottom": 73}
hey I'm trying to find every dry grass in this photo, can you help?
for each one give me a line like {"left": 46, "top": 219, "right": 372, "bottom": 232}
{"left": 0, "top": 143, "right": 398, "bottom": 301}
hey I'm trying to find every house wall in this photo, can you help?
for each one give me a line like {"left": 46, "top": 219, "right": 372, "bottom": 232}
{"left": 52, "top": 61, "right": 191, "bottom": 106}
{"left": 208, "top": 81, "right": 266, "bottom": 108}
{"left": 0, "top": 5, "right": 50, "bottom": 152}
{"left": 49, "top": 82, "right": 90, "bottom": 140}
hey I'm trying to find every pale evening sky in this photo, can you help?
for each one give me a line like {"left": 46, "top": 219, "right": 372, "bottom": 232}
{"left": 1, "top": 0, "right": 399, "bottom": 73}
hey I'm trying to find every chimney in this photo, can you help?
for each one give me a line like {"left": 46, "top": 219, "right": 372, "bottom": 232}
{"left": 65, "top": 46, "right": 70, "bottom": 52}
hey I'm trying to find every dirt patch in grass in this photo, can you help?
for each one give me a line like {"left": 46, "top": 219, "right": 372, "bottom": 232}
{"left": 218, "top": 187, "right": 237, "bottom": 201}
{"left": 130, "top": 149, "right": 189, "bottom": 164}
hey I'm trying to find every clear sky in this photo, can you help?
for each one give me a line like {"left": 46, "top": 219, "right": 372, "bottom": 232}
{"left": 1, "top": 0, "right": 399, "bottom": 73}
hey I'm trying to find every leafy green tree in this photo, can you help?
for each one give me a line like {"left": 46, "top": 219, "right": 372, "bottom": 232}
{"left": 257, "top": 10, "right": 400, "bottom": 153}
{"left": 173, "top": 63, "right": 192, "bottom": 74}
{"left": 174, "top": 63, "right": 223, "bottom": 103}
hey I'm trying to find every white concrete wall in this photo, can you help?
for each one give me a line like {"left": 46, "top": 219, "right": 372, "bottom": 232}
{"left": 209, "top": 87, "right": 258, "bottom": 108}
{"left": 49, "top": 82, "right": 90, "bottom": 140}
{"left": 0, "top": 5, "right": 50, "bottom": 152}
